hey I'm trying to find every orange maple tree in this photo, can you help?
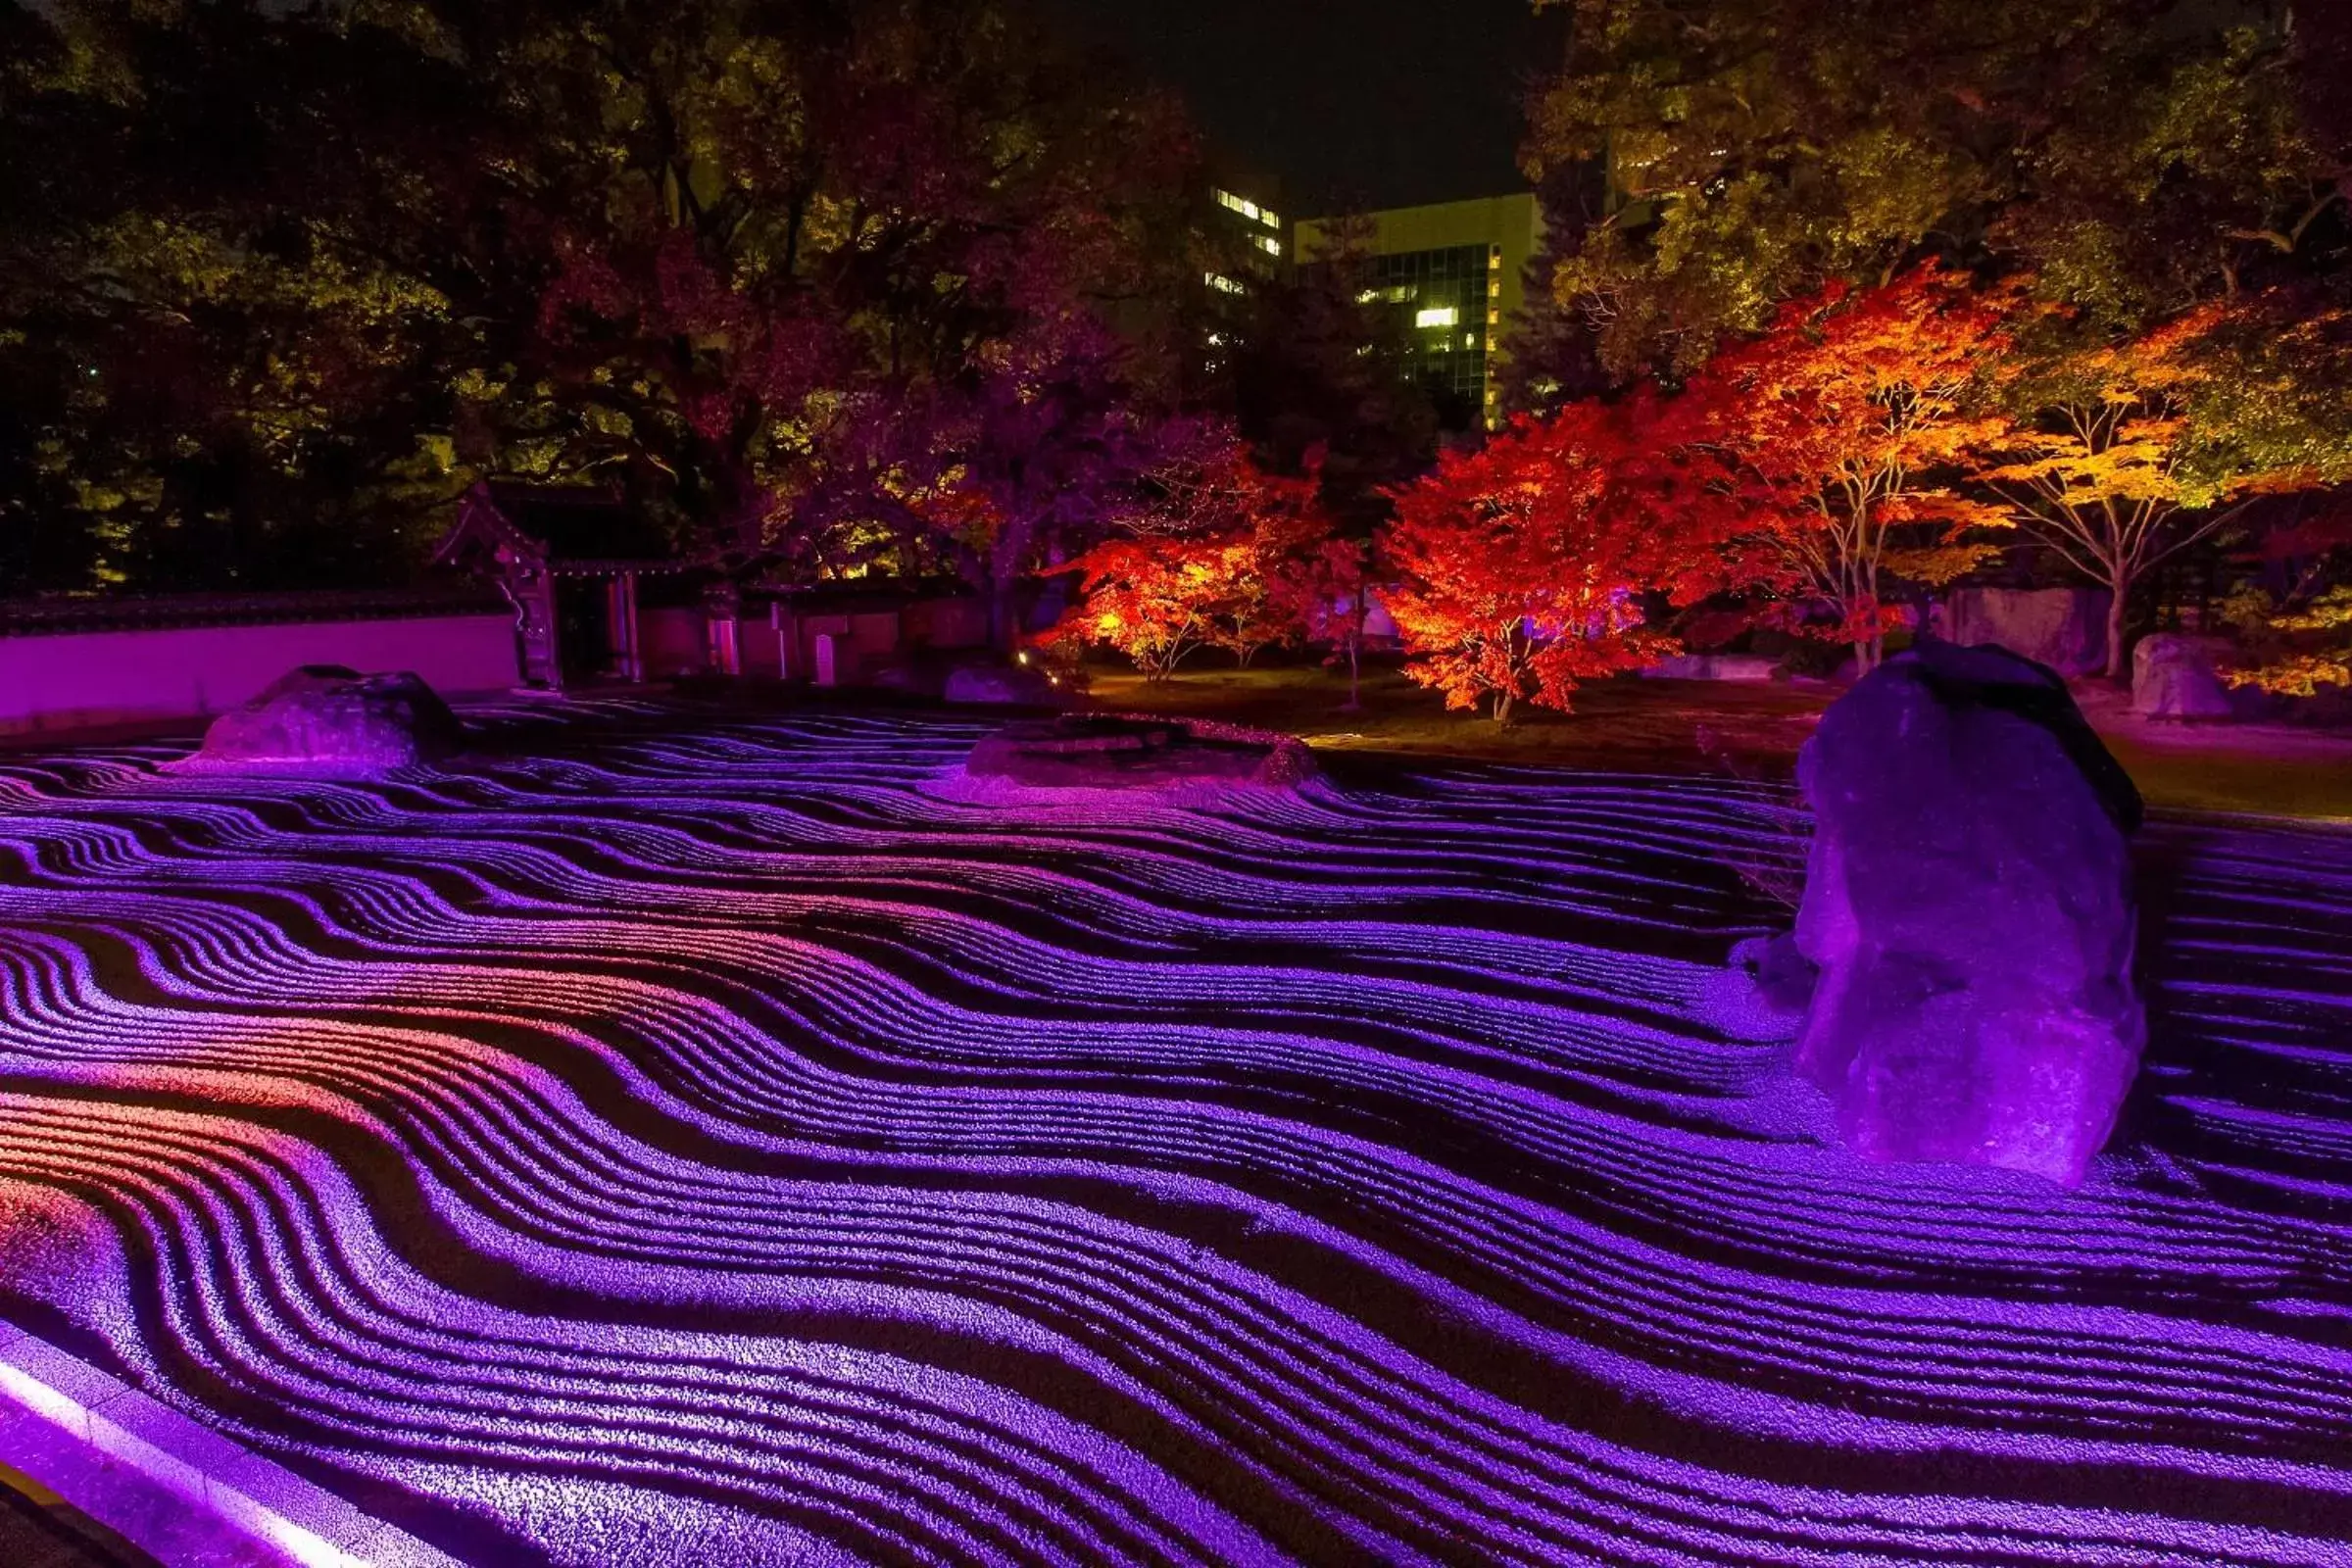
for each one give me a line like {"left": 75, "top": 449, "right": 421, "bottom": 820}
{"left": 1057, "top": 448, "right": 1349, "bottom": 680}
{"left": 1380, "top": 395, "right": 1770, "bottom": 724}
{"left": 1673, "top": 268, "right": 2022, "bottom": 671}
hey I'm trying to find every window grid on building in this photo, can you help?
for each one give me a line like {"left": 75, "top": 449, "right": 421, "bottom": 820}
{"left": 1368, "top": 244, "right": 1493, "bottom": 405}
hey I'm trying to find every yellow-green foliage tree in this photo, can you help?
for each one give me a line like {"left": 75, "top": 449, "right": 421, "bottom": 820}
{"left": 0, "top": 0, "right": 1201, "bottom": 596}
{"left": 1988, "top": 298, "right": 2352, "bottom": 680}
{"left": 1524, "top": 0, "right": 2346, "bottom": 379}
{"left": 2219, "top": 500, "right": 2352, "bottom": 699}
{"left": 2235, "top": 589, "right": 2352, "bottom": 696}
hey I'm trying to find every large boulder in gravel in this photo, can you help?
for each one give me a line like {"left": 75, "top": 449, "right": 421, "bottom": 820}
{"left": 2132, "top": 633, "right": 2234, "bottom": 720}
{"left": 1791, "top": 640, "right": 2143, "bottom": 1187}
{"left": 965, "top": 714, "right": 1314, "bottom": 793}
{"left": 943, "top": 662, "right": 1065, "bottom": 708}
{"left": 175, "top": 665, "right": 464, "bottom": 777}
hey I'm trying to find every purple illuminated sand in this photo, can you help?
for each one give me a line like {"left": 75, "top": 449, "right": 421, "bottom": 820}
{"left": 0, "top": 697, "right": 2346, "bottom": 1567}
{"left": 1795, "top": 642, "right": 2145, "bottom": 1186}
{"left": 963, "top": 713, "right": 1315, "bottom": 792}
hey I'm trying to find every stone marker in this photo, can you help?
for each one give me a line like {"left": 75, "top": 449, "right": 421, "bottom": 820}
{"left": 943, "top": 662, "right": 1065, "bottom": 708}
{"left": 174, "top": 665, "right": 464, "bottom": 777}
{"left": 2131, "top": 633, "right": 2235, "bottom": 721}
{"left": 1791, "top": 640, "right": 2143, "bottom": 1187}
{"left": 1931, "top": 586, "right": 2109, "bottom": 678}
{"left": 1642, "top": 653, "right": 1780, "bottom": 682}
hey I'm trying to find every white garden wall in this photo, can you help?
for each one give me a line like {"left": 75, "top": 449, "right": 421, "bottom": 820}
{"left": 0, "top": 612, "right": 518, "bottom": 736}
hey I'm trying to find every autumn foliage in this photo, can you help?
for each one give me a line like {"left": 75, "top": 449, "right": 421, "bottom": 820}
{"left": 1669, "top": 268, "right": 2022, "bottom": 669}
{"left": 1381, "top": 396, "right": 1768, "bottom": 723}
{"left": 1056, "top": 446, "right": 1362, "bottom": 682}
{"left": 1990, "top": 295, "right": 2352, "bottom": 677}
{"left": 2222, "top": 494, "right": 2352, "bottom": 697}
{"left": 1059, "top": 533, "right": 1262, "bottom": 680}
{"left": 1377, "top": 269, "right": 2026, "bottom": 719}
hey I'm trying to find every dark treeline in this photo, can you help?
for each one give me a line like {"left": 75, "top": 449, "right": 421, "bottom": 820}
{"left": 0, "top": 0, "right": 1315, "bottom": 623}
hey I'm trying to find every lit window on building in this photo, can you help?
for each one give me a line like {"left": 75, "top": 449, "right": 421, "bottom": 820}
{"left": 1261, "top": 211, "right": 1281, "bottom": 229}
{"left": 1256, "top": 235, "right": 1282, "bottom": 257}
{"left": 1490, "top": 281, "right": 1501, "bottom": 298}
{"left": 1214, "top": 189, "right": 1263, "bottom": 223}
{"left": 1489, "top": 248, "right": 1503, "bottom": 269}
{"left": 1489, "top": 309, "right": 1500, "bottom": 325}
{"left": 1372, "top": 243, "right": 1495, "bottom": 403}
{"left": 1205, "top": 271, "right": 1245, "bottom": 296}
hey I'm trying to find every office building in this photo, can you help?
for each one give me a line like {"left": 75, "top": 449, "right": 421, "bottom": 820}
{"left": 1195, "top": 160, "right": 1288, "bottom": 379}
{"left": 1294, "top": 193, "right": 1545, "bottom": 427}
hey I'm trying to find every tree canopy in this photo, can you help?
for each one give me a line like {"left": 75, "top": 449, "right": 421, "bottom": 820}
{"left": 1523, "top": 0, "right": 2349, "bottom": 379}
{"left": 0, "top": 0, "right": 1202, "bottom": 602}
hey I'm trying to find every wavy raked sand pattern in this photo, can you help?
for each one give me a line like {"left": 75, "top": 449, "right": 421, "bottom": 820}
{"left": 0, "top": 699, "right": 2348, "bottom": 1566}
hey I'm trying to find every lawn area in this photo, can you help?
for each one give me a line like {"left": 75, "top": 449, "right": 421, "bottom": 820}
{"left": 1092, "top": 660, "right": 2352, "bottom": 820}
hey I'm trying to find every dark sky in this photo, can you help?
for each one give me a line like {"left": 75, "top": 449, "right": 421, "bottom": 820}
{"left": 1039, "top": 0, "right": 1564, "bottom": 217}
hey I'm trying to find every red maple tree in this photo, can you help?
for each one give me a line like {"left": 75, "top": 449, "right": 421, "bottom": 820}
{"left": 1055, "top": 439, "right": 1397, "bottom": 685}
{"left": 1050, "top": 437, "right": 1292, "bottom": 678}
{"left": 1243, "top": 451, "right": 1372, "bottom": 706}
{"left": 1380, "top": 395, "right": 1767, "bottom": 724}
{"left": 1671, "top": 268, "right": 2023, "bottom": 670}
{"left": 1056, "top": 532, "right": 1261, "bottom": 680}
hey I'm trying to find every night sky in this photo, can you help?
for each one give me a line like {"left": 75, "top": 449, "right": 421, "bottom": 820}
{"left": 1039, "top": 0, "right": 1564, "bottom": 218}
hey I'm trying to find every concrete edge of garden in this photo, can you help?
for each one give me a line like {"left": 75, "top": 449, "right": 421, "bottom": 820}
{"left": 0, "top": 1316, "right": 462, "bottom": 1568}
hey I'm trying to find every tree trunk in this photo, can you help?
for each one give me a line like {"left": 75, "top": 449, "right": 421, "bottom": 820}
{"left": 987, "top": 515, "right": 1033, "bottom": 655}
{"left": 1493, "top": 690, "right": 1514, "bottom": 727}
{"left": 2103, "top": 575, "right": 2130, "bottom": 683}
{"left": 1851, "top": 558, "right": 1884, "bottom": 674}
{"left": 1341, "top": 639, "right": 1361, "bottom": 713}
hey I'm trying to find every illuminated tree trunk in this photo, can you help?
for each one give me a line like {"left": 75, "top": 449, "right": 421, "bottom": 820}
{"left": 2104, "top": 571, "right": 2131, "bottom": 683}
{"left": 1847, "top": 553, "right": 1881, "bottom": 676}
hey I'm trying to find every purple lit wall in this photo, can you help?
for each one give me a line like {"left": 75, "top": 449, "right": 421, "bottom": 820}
{"left": 0, "top": 613, "right": 518, "bottom": 736}
{"left": 0, "top": 701, "right": 2345, "bottom": 1566}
